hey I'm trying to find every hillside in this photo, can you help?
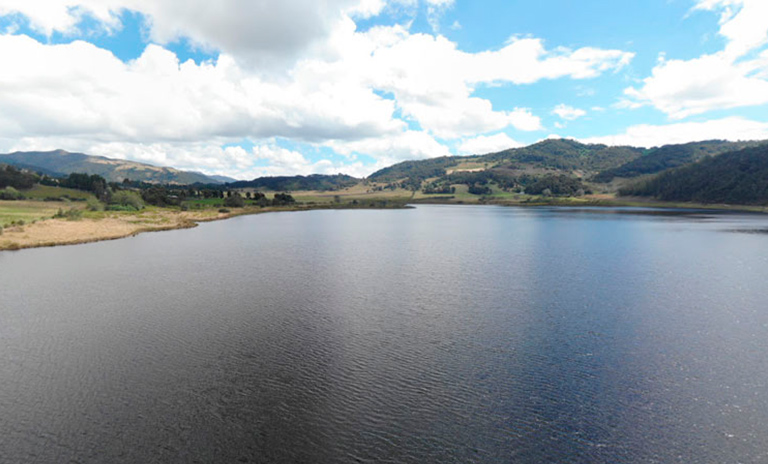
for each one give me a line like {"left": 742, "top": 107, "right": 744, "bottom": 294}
{"left": 0, "top": 150, "right": 225, "bottom": 185}
{"left": 369, "top": 139, "right": 644, "bottom": 183}
{"left": 620, "top": 144, "right": 768, "bottom": 205}
{"left": 227, "top": 174, "right": 360, "bottom": 191}
{"left": 484, "top": 139, "right": 644, "bottom": 172}
{"left": 592, "top": 140, "right": 757, "bottom": 182}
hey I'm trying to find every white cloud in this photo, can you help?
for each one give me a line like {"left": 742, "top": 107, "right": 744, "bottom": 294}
{"left": 0, "top": 0, "right": 383, "bottom": 68}
{"left": 552, "top": 104, "right": 586, "bottom": 121}
{"left": 625, "top": 52, "right": 768, "bottom": 119}
{"left": 0, "top": 35, "right": 401, "bottom": 144}
{"left": 328, "top": 130, "right": 451, "bottom": 163}
{"left": 425, "top": 0, "right": 454, "bottom": 32}
{"left": 694, "top": 0, "right": 768, "bottom": 59}
{"left": 458, "top": 133, "right": 522, "bottom": 155}
{"left": 579, "top": 117, "right": 768, "bottom": 147}
{"left": 367, "top": 33, "right": 627, "bottom": 138}
{"left": 0, "top": 2, "right": 635, "bottom": 176}
{"left": 626, "top": 0, "right": 768, "bottom": 118}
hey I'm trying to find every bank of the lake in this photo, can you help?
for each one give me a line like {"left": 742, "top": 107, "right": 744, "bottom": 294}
{"left": 2, "top": 195, "right": 766, "bottom": 252}
{"left": 0, "top": 202, "right": 410, "bottom": 251}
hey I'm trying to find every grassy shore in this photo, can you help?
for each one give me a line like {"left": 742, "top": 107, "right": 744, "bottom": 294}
{"left": 0, "top": 198, "right": 410, "bottom": 252}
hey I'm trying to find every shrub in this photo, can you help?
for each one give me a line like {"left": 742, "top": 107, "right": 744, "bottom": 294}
{"left": 224, "top": 194, "right": 245, "bottom": 208}
{"left": 0, "top": 186, "right": 23, "bottom": 200}
{"left": 54, "top": 208, "right": 83, "bottom": 220}
{"left": 0, "top": 226, "right": 3, "bottom": 235}
{"left": 87, "top": 197, "right": 105, "bottom": 211}
{"left": 110, "top": 190, "right": 144, "bottom": 210}
{"left": 218, "top": 208, "right": 230, "bottom": 213}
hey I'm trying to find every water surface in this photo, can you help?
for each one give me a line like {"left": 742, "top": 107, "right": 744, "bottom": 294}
{"left": 2, "top": 205, "right": 768, "bottom": 463}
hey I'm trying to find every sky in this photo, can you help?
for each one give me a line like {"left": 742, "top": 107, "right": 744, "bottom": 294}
{"left": 0, "top": 0, "right": 767, "bottom": 180}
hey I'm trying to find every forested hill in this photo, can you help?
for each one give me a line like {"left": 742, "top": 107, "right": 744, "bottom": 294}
{"left": 227, "top": 174, "right": 360, "bottom": 191}
{"left": 593, "top": 140, "right": 758, "bottom": 182}
{"left": 368, "top": 139, "right": 644, "bottom": 182}
{"left": 620, "top": 144, "right": 768, "bottom": 205}
{"left": 483, "top": 139, "right": 643, "bottom": 172}
{"left": 0, "top": 150, "right": 226, "bottom": 185}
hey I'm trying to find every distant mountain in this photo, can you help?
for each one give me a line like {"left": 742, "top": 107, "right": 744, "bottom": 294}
{"left": 227, "top": 174, "right": 360, "bottom": 191}
{"left": 620, "top": 143, "right": 768, "bottom": 205}
{"left": 368, "top": 139, "right": 644, "bottom": 182}
{"left": 592, "top": 140, "right": 759, "bottom": 182}
{"left": 208, "top": 174, "right": 238, "bottom": 183}
{"left": 0, "top": 150, "right": 225, "bottom": 184}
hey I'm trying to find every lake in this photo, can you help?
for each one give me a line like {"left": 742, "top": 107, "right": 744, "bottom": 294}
{"left": 2, "top": 205, "right": 768, "bottom": 463}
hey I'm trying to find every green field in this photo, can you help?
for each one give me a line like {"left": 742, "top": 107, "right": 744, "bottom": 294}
{"left": 22, "top": 184, "right": 94, "bottom": 201}
{"left": 0, "top": 200, "right": 73, "bottom": 227}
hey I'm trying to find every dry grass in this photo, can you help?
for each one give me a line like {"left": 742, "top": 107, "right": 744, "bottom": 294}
{"left": 0, "top": 204, "right": 318, "bottom": 251}
{"left": 0, "top": 212, "right": 195, "bottom": 251}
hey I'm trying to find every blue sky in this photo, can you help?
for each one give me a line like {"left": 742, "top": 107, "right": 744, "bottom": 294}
{"left": 0, "top": 0, "right": 767, "bottom": 179}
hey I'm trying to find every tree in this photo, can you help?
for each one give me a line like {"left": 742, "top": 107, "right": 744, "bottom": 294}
{"left": 224, "top": 194, "right": 245, "bottom": 207}
{"left": 272, "top": 193, "right": 296, "bottom": 205}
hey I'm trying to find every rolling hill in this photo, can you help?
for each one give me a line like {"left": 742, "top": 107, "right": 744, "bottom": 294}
{"left": 368, "top": 139, "right": 645, "bottom": 183}
{"left": 592, "top": 140, "right": 759, "bottom": 182}
{"left": 619, "top": 143, "right": 768, "bottom": 205}
{"left": 0, "top": 150, "right": 228, "bottom": 184}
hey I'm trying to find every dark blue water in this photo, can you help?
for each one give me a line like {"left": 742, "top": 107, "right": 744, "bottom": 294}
{"left": 2, "top": 205, "right": 768, "bottom": 463}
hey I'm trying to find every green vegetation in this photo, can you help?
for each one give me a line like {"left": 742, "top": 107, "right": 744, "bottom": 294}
{"left": 525, "top": 174, "right": 590, "bottom": 196}
{"left": 369, "top": 139, "right": 645, "bottom": 184}
{"left": 486, "top": 139, "right": 643, "bottom": 172}
{"left": 0, "top": 186, "right": 24, "bottom": 200}
{"left": 228, "top": 174, "right": 359, "bottom": 191}
{"left": 593, "top": 140, "right": 758, "bottom": 182}
{"left": 368, "top": 157, "right": 460, "bottom": 183}
{"left": 224, "top": 194, "right": 245, "bottom": 208}
{"left": 0, "top": 200, "right": 73, "bottom": 227}
{"left": 1, "top": 164, "right": 39, "bottom": 190}
{"left": 108, "top": 190, "right": 145, "bottom": 211}
{"left": 22, "top": 184, "right": 94, "bottom": 201}
{"left": 54, "top": 208, "right": 84, "bottom": 220}
{"left": 620, "top": 144, "right": 768, "bottom": 205}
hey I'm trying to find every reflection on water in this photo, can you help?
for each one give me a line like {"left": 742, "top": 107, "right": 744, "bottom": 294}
{"left": 1, "top": 205, "right": 768, "bottom": 463}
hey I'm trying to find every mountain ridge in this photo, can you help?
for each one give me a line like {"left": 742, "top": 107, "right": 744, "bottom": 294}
{"left": 0, "top": 150, "right": 229, "bottom": 185}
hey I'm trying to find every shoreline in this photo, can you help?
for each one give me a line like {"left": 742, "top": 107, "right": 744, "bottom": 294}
{"left": 412, "top": 196, "right": 768, "bottom": 214}
{"left": 0, "top": 203, "right": 410, "bottom": 252}
{"left": 2, "top": 199, "right": 765, "bottom": 252}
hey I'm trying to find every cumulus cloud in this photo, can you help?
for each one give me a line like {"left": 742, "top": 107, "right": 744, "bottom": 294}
{"left": 694, "top": 0, "right": 768, "bottom": 59}
{"left": 367, "top": 33, "right": 627, "bottom": 138}
{"left": 0, "top": 1, "right": 635, "bottom": 176}
{"left": 626, "top": 0, "right": 768, "bottom": 118}
{"left": 0, "top": 0, "right": 384, "bottom": 68}
{"left": 328, "top": 130, "right": 451, "bottom": 162}
{"left": 552, "top": 104, "right": 586, "bottom": 121}
{"left": 458, "top": 133, "right": 522, "bottom": 155}
{"left": 0, "top": 34, "right": 401, "bottom": 143}
{"left": 579, "top": 117, "right": 768, "bottom": 147}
